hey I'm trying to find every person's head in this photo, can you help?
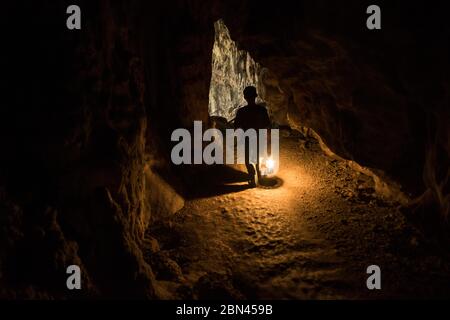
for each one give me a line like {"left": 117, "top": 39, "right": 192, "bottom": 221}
{"left": 243, "top": 86, "right": 258, "bottom": 104}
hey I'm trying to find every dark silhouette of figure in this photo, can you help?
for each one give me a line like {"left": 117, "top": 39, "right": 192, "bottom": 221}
{"left": 234, "top": 86, "right": 271, "bottom": 187}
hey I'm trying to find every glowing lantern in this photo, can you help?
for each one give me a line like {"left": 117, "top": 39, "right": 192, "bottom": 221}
{"left": 260, "top": 156, "right": 277, "bottom": 176}
{"left": 266, "top": 158, "right": 275, "bottom": 171}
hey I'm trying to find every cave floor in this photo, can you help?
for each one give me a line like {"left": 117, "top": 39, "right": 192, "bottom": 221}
{"left": 148, "top": 134, "right": 450, "bottom": 299}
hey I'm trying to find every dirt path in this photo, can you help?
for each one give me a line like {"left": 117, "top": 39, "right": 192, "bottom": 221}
{"left": 148, "top": 134, "right": 450, "bottom": 299}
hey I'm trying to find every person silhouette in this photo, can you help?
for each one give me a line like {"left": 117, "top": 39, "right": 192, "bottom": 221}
{"left": 234, "top": 86, "right": 271, "bottom": 187}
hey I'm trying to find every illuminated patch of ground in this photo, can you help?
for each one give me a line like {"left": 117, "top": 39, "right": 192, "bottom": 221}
{"left": 148, "top": 134, "right": 450, "bottom": 299}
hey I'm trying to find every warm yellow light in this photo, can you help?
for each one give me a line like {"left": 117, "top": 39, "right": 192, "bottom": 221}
{"left": 266, "top": 158, "right": 275, "bottom": 171}
{"left": 260, "top": 157, "right": 276, "bottom": 176}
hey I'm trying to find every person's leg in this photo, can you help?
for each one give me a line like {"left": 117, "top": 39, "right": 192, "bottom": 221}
{"left": 245, "top": 162, "right": 256, "bottom": 187}
{"left": 245, "top": 141, "right": 256, "bottom": 187}
{"left": 256, "top": 158, "right": 262, "bottom": 182}
{"left": 255, "top": 136, "right": 262, "bottom": 182}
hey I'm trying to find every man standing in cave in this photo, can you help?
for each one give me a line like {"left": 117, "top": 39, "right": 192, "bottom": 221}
{"left": 234, "top": 86, "right": 271, "bottom": 188}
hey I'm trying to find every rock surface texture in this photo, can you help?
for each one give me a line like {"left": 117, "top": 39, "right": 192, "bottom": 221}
{"left": 208, "top": 20, "right": 267, "bottom": 121}
{"left": 218, "top": 0, "right": 450, "bottom": 220}
{"left": 1, "top": 0, "right": 449, "bottom": 299}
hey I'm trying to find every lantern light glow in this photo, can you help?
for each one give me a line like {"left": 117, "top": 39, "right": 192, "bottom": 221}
{"left": 266, "top": 158, "right": 275, "bottom": 171}
{"left": 260, "top": 156, "right": 277, "bottom": 176}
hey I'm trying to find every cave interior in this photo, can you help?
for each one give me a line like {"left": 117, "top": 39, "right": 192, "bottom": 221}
{"left": 1, "top": 0, "right": 450, "bottom": 299}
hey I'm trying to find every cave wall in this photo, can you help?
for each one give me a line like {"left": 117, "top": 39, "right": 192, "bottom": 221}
{"left": 0, "top": 0, "right": 220, "bottom": 299}
{"left": 208, "top": 20, "right": 267, "bottom": 121}
{"left": 144, "top": 0, "right": 450, "bottom": 219}
{"left": 217, "top": 0, "right": 450, "bottom": 218}
{"left": 1, "top": 0, "right": 156, "bottom": 298}
{"left": 1, "top": 0, "right": 449, "bottom": 299}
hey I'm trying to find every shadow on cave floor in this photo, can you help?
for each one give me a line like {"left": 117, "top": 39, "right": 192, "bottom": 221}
{"left": 146, "top": 134, "right": 450, "bottom": 300}
{"left": 183, "top": 165, "right": 251, "bottom": 200}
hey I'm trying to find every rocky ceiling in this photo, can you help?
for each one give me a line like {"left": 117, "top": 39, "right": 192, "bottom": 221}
{"left": 1, "top": 0, "right": 449, "bottom": 299}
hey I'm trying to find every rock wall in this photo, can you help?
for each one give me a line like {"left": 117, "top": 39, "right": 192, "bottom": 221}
{"left": 218, "top": 0, "right": 450, "bottom": 220}
{"left": 208, "top": 20, "right": 267, "bottom": 121}
{"left": 1, "top": 0, "right": 449, "bottom": 299}
{"left": 1, "top": 0, "right": 155, "bottom": 298}
{"left": 0, "top": 0, "right": 219, "bottom": 299}
{"left": 208, "top": 18, "right": 291, "bottom": 125}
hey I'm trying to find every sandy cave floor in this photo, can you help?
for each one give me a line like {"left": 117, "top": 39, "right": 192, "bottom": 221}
{"left": 146, "top": 133, "right": 450, "bottom": 299}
